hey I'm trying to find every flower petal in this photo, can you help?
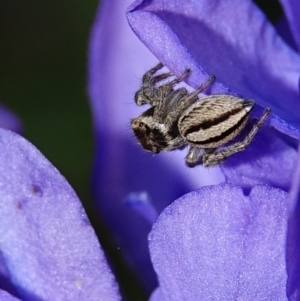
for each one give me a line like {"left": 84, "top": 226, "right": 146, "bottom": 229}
{"left": 286, "top": 144, "right": 300, "bottom": 299}
{"left": 0, "top": 291, "right": 22, "bottom": 301}
{"left": 127, "top": 0, "right": 300, "bottom": 131}
{"left": 88, "top": 0, "right": 224, "bottom": 289}
{"left": 221, "top": 127, "right": 297, "bottom": 192}
{"left": 149, "top": 287, "right": 165, "bottom": 301}
{"left": 0, "top": 104, "right": 22, "bottom": 133}
{"left": 279, "top": 0, "right": 300, "bottom": 50}
{"left": 124, "top": 191, "right": 158, "bottom": 224}
{"left": 149, "top": 184, "right": 288, "bottom": 300}
{"left": 0, "top": 129, "right": 121, "bottom": 301}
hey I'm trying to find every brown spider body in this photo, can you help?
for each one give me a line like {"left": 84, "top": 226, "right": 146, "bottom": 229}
{"left": 131, "top": 63, "right": 270, "bottom": 167}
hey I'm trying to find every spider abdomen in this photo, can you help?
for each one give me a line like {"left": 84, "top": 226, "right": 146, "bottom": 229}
{"left": 178, "top": 95, "right": 254, "bottom": 148}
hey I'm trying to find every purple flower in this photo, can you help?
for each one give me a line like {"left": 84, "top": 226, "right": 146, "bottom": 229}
{"left": 1, "top": 0, "right": 299, "bottom": 299}
{"left": 127, "top": 0, "right": 300, "bottom": 132}
{"left": 0, "top": 126, "right": 293, "bottom": 300}
{"left": 88, "top": 0, "right": 300, "bottom": 296}
{"left": 0, "top": 129, "right": 121, "bottom": 300}
{"left": 149, "top": 184, "right": 289, "bottom": 300}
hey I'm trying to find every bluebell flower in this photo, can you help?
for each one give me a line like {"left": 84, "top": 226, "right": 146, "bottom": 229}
{"left": 148, "top": 184, "right": 290, "bottom": 300}
{"left": 1, "top": 0, "right": 300, "bottom": 300}
{"left": 0, "top": 126, "right": 293, "bottom": 300}
{"left": 0, "top": 129, "right": 122, "bottom": 300}
{"left": 89, "top": 0, "right": 300, "bottom": 297}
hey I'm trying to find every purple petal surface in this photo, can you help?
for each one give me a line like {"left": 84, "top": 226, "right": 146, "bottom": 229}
{"left": 127, "top": 0, "right": 300, "bottom": 134}
{"left": 0, "top": 104, "right": 22, "bottom": 134}
{"left": 0, "top": 291, "right": 22, "bottom": 301}
{"left": 149, "top": 184, "right": 288, "bottom": 300}
{"left": 88, "top": 0, "right": 224, "bottom": 289}
{"left": 0, "top": 129, "right": 121, "bottom": 301}
{"left": 149, "top": 288, "right": 164, "bottom": 301}
{"left": 287, "top": 144, "right": 300, "bottom": 300}
{"left": 280, "top": 0, "right": 300, "bottom": 51}
{"left": 221, "top": 127, "right": 297, "bottom": 192}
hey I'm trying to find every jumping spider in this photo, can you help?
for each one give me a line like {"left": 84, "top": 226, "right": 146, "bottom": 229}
{"left": 131, "top": 63, "right": 271, "bottom": 167}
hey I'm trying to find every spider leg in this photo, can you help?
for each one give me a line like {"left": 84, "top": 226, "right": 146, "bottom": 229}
{"left": 135, "top": 65, "right": 190, "bottom": 106}
{"left": 164, "top": 75, "right": 216, "bottom": 124}
{"left": 152, "top": 72, "right": 173, "bottom": 84}
{"left": 164, "top": 136, "right": 186, "bottom": 152}
{"left": 157, "top": 68, "right": 190, "bottom": 97}
{"left": 141, "top": 63, "right": 165, "bottom": 92}
{"left": 202, "top": 108, "right": 271, "bottom": 167}
{"left": 167, "top": 68, "right": 191, "bottom": 87}
{"left": 141, "top": 67, "right": 174, "bottom": 105}
{"left": 185, "top": 146, "right": 204, "bottom": 167}
{"left": 142, "top": 72, "right": 174, "bottom": 106}
{"left": 135, "top": 63, "right": 164, "bottom": 105}
{"left": 183, "top": 76, "right": 216, "bottom": 104}
{"left": 143, "top": 63, "right": 164, "bottom": 80}
{"left": 160, "top": 88, "right": 189, "bottom": 125}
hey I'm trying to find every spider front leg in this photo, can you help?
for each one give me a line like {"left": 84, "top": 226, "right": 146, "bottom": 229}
{"left": 202, "top": 108, "right": 271, "bottom": 167}
{"left": 157, "top": 68, "right": 191, "bottom": 99}
{"left": 153, "top": 68, "right": 191, "bottom": 123}
{"left": 154, "top": 87, "right": 188, "bottom": 123}
{"left": 135, "top": 63, "right": 173, "bottom": 106}
{"left": 142, "top": 63, "right": 164, "bottom": 87}
{"left": 181, "top": 75, "right": 216, "bottom": 105}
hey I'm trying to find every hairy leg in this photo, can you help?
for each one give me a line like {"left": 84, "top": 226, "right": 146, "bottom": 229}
{"left": 202, "top": 108, "right": 271, "bottom": 167}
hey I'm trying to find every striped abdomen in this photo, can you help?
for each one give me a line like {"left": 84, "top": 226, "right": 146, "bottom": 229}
{"left": 178, "top": 95, "right": 254, "bottom": 148}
